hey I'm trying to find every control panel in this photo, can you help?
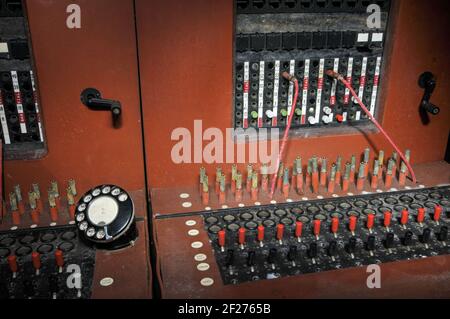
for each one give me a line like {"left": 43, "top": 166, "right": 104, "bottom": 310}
{"left": 0, "top": 225, "right": 96, "bottom": 299}
{"left": 0, "top": 0, "right": 46, "bottom": 159}
{"left": 233, "top": 0, "right": 390, "bottom": 132}
{"left": 205, "top": 186, "right": 449, "bottom": 285}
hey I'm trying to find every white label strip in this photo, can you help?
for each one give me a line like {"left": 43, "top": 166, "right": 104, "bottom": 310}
{"left": 11, "top": 71, "right": 27, "bottom": 133}
{"left": 287, "top": 60, "right": 295, "bottom": 116}
{"left": 357, "top": 33, "right": 369, "bottom": 42}
{"left": 0, "top": 43, "right": 8, "bottom": 53}
{"left": 370, "top": 56, "right": 382, "bottom": 115}
{"left": 343, "top": 57, "right": 353, "bottom": 122}
{"left": 315, "top": 58, "right": 325, "bottom": 123}
{"left": 0, "top": 92, "right": 11, "bottom": 144}
{"left": 272, "top": 60, "right": 280, "bottom": 127}
{"left": 330, "top": 58, "right": 339, "bottom": 106}
{"left": 257, "top": 61, "right": 265, "bottom": 128}
{"left": 243, "top": 62, "right": 249, "bottom": 128}
{"left": 30, "top": 71, "right": 44, "bottom": 142}
{"left": 356, "top": 57, "right": 368, "bottom": 120}
{"left": 372, "top": 33, "right": 383, "bottom": 42}
{"left": 300, "top": 59, "right": 310, "bottom": 125}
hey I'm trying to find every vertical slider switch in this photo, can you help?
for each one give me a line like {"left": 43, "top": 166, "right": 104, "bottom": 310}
{"left": 349, "top": 216, "right": 357, "bottom": 235}
{"left": 347, "top": 237, "right": 357, "bottom": 259}
{"left": 218, "top": 230, "right": 226, "bottom": 252}
{"left": 438, "top": 226, "right": 448, "bottom": 242}
{"left": 403, "top": 231, "right": 413, "bottom": 246}
{"left": 421, "top": 228, "right": 431, "bottom": 246}
{"left": 8, "top": 255, "right": 18, "bottom": 278}
{"left": 400, "top": 210, "right": 409, "bottom": 228}
{"left": 268, "top": 248, "right": 277, "bottom": 269}
{"left": 247, "top": 251, "right": 255, "bottom": 272}
{"left": 238, "top": 227, "right": 246, "bottom": 249}
{"left": 434, "top": 205, "right": 442, "bottom": 224}
{"left": 308, "top": 243, "right": 318, "bottom": 264}
{"left": 257, "top": 225, "right": 265, "bottom": 247}
{"left": 313, "top": 219, "right": 321, "bottom": 240}
{"left": 366, "top": 235, "right": 376, "bottom": 255}
{"left": 331, "top": 217, "right": 339, "bottom": 238}
{"left": 366, "top": 214, "right": 375, "bottom": 233}
{"left": 287, "top": 246, "right": 298, "bottom": 266}
{"left": 49, "top": 276, "right": 59, "bottom": 299}
{"left": 55, "top": 249, "right": 64, "bottom": 273}
{"left": 384, "top": 211, "right": 392, "bottom": 229}
{"left": 23, "top": 280, "right": 35, "bottom": 299}
{"left": 226, "top": 249, "right": 235, "bottom": 275}
{"left": 276, "top": 224, "right": 284, "bottom": 244}
{"left": 328, "top": 240, "right": 338, "bottom": 261}
{"left": 295, "top": 221, "right": 303, "bottom": 242}
{"left": 417, "top": 208, "right": 425, "bottom": 225}
{"left": 32, "top": 252, "right": 41, "bottom": 275}
{"left": 385, "top": 232, "right": 395, "bottom": 251}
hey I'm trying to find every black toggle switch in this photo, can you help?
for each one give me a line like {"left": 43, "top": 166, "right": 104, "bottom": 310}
{"left": 23, "top": 280, "right": 35, "bottom": 298}
{"left": 347, "top": 237, "right": 357, "bottom": 254}
{"left": 385, "top": 232, "right": 395, "bottom": 249}
{"left": 49, "top": 275, "right": 59, "bottom": 298}
{"left": 247, "top": 251, "right": 255, "bottom": 268}
{"left": 328, "top": 240, "right": 338, "bottom": 257}
{"left": 421, "top": 228, "right": 432, "bottom": 244}
{"left": 403, "top": 231, "right": 413, "bottom": 246}
{"left": 308, "top": 243, "right": 318, "bottom": 259}
{"left": 366, "top": 235, "right": 376, "bottom": 251}
{"left": 268, "top": 248, "right": 277, "bottom": 264}
{"left": 287, "top": 246, "right": 298, "bottom": 262}
{"left": 438, "top": 226, "right": 448, "bottom": 242}
{"left": 226, "top": 249, "right": 235, "bottom": 267}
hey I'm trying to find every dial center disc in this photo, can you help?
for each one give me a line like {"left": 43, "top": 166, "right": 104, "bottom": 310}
{"left": 87, "top": 196, "right": 119, "bottom": 226}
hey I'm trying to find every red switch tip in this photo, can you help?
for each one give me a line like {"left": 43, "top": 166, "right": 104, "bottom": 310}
{"left": 218, "top": 230, "right": 226, "bottom": 247}
{"left": 238, "top": 227, "right": 246, "bottom": 245}
{"left": 257, "top": 225, "right": 265, "bottom": 242}
{"left": 331, "top": 217, "right": 339, "bottom": 234}
{"left": 276, "top": 224, "right": 284, "bottom": 241}
{"left": 349, "top": 215, "right": 357, "bottom": 232}
{"left": 434, "top": 205, "right": 442, "bottom": 222}
{"left": 32, "top": 252, "right": 41, "bottom": 270}
{"left": 55, "top": 249, "right": 64, "bottom": 267}
{"left": 367, "top": 214, "right": 375, "bottom": 230}
{"left": 384, "top": 211, "right": 392, "bottom": 228}
{"left": 313, "top": 219, "right": 321, "bottom": 236}
{"left": 401, "top": 210, "right": 409, "bottom": 225}
{"left": 295, "top": 221, "right": 303, "bottom": 238}
{"left": 417, "top": 207, "right": 425, "bottom": 223}
{"left": 335, "top": 114, "right": 344, "bottom": 123}
{"left": 8, "top": 255, "right": 18, "bottom": 273}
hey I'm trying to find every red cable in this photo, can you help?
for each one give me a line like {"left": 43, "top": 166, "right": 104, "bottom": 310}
{"left": 270, "top": 74, "right": 299, "bottom": 198}
{"left": 327, "top": 70, "right": 417, "bottom": 184}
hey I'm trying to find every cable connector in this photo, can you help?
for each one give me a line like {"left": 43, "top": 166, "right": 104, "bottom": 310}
{"left": 325, "top": 70, "right": 345, "bottom": 81}
{"left": 281, "top": 72, "right": 297, "bottom": 82}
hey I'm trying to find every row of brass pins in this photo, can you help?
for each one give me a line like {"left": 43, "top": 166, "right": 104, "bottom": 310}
{"left": 7, "top": 180, "right": 77, "bottom": 226}
{"left": 198, "top": 148, "right": 412, "bottom": 204}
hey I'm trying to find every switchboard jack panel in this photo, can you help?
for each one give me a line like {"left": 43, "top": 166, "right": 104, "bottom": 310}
{"left": 233, "top": 0, "right": 391, "bottom": 136}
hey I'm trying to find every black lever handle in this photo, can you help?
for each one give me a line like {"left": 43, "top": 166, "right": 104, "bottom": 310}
{"left": 81, "top": 88, "right": 122, "bottom": 127}
{"left": 418, "top": 72, "right": 440, "bottom": 124}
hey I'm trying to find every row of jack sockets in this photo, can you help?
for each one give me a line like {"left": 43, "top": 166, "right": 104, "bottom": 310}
{"left": 234, "top": 55, "right": 380, "bottom": 129}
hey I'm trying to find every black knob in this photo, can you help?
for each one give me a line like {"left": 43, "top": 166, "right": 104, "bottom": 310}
{"left": 347, "top": 236, "right": 357, "bottom": 254}
{"left": 268, "top": 248, "right": 277, "bottom": 264}
{"left": 308, "top": 242, "right": 318, "bottom": 259}
{"left": 421, "top": 228, "right": 432, "bottom": 244}
{"left": 328, "top": 240, "right": 338, "bottom": 257}
{"left": 366, "top": 235, "right": 376, "bottom": 251}
{"left": 23, "top": 280, "right": 35, "bottom": 298}
{"left": 438, "top": 226, "right": 448, "bottom": 242}
{"left": 385, "top": 232, "right": 395, "bottom": 249}
{"left": 247, "top": 251, "right": 255, "bottom": 267}
{"left": 225, "top": 249, "right": 235, "bottom": 267}
{"left": 287, "top": 246, "right": 297, "bottom": 262}
{"left": 403, "top": 231, "right": 413, "bottom": 246}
